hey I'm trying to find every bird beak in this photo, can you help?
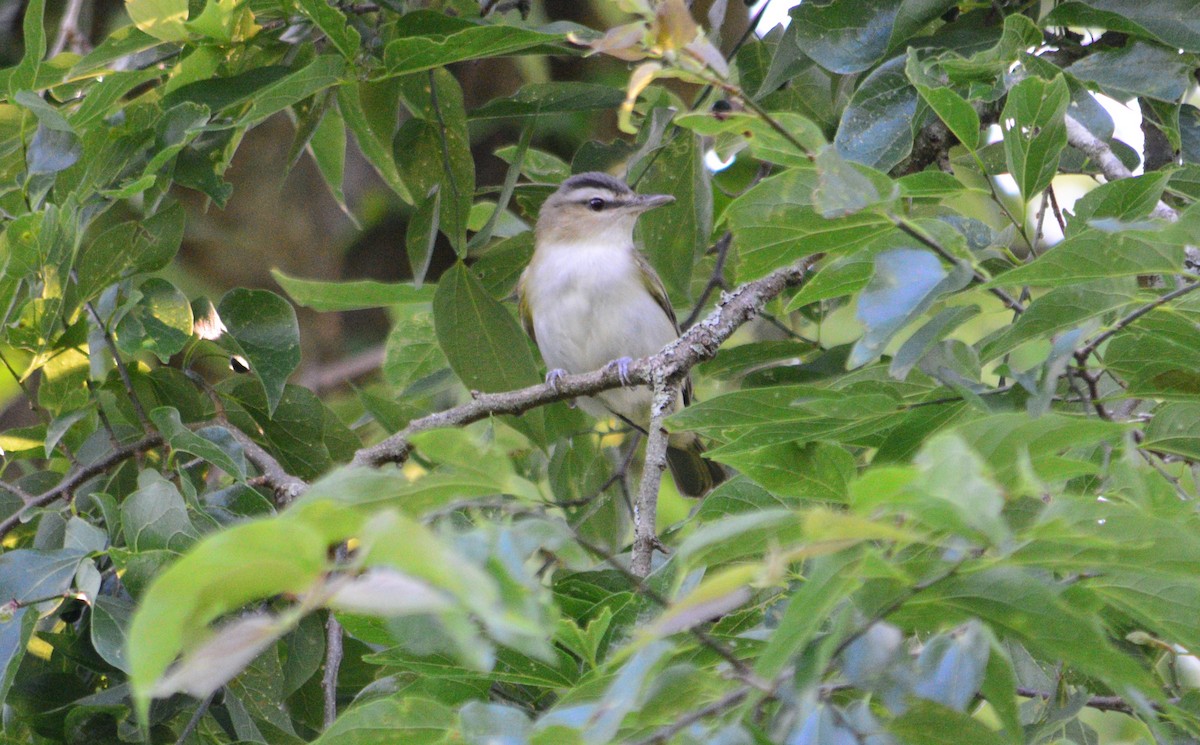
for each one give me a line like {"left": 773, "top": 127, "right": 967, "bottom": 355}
{"left": 630, "top": 193, "right": 675, "bottom": 211}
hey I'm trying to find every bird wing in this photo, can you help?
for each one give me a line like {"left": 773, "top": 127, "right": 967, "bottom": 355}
{"left": 635, "top": 252, "right": 695, "bottom": 406}
{"left": 516, "top": 267, "right": 537, "bottom": 346}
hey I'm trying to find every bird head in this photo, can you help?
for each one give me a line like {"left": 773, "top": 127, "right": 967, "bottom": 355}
{"left": 534, "top": 172, "right": 674, "bottom": 246}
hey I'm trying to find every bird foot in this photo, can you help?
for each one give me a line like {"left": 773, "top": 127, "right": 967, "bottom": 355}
{"left": 545, "top": 368, "right": 567, "bottom": 391}
{"left": 607, "top": 357, "right": 635, "bottom": 386}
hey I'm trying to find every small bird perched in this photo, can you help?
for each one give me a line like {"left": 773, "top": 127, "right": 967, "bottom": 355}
{"left": 517, "top": 172, "right": 725, "bottom": 497}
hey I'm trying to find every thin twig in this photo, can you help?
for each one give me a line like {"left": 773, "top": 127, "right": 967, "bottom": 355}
{"left": 224, "top": 425, "right": 308, "bottom": 505}
{"left": 629, "top": 686, "right": 750, "bottom": 745}
{"left": 891, "top": 217, "right": 1027, "bottom": 314}
{"left": 631, "top": 376, "right": 675, "bottom": 578}
{"left": 49, "top": 0, "right": 89, "bottom": 56}
{"left": 86, "top": 301, "right": 152, "bottom": 432}
{"left": 173, "top": 690, "right": 216, "bottom": 745}
{"left": 0, "top": 433, "right": 163, "bottom": 538}
{"left": 682, "top": 232, "right": 732, "bottom": 329}
{"left": 1076, "top": 282, "right": 1200, "bottom": 361}
{"left": 322, "top": 549, "right": 347, "bottom": 728}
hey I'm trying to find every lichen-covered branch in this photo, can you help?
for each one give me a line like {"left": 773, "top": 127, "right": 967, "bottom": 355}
{"left": 631, "top": 375, "right": 676, "bottom": 578}
{"left": 351, "top": 255, "right": 819, "bottom": 469}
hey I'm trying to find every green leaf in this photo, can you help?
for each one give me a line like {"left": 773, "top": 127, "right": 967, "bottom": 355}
{"left": 902, "top": 567, "right": 1154, "bottom": 690}
{"left": 273, "top": 270, "right": 434, "bottom": 311}
{"left": 383, "top": 306, "right": 446, "bottom": 393}
{"left": 834, "top": 55, "right": 919, "bottom": 171}
{"left": 1045, "top": 1, "right": 1200, "bottom": 52}
{"left": 789, "top": 0, "right": 957, "bottom": 75}
{"left": 0, "top": 610, "right": 37, "bottom": 707}
{"left": 1065, "top": 40, "right": 1196, "bottom": 103}
{"left": 296, "top": 0, "right": 361, "bottom": 59}
{"left": 241, "top": 55, "right": 346, "bottom": 126}
{"left": 890, "top": 305, "right": 980, "bottom": 381}
{"left": 979, "top": 279, "right": 1136, "bottom": 361}
{"left": 221, "top": 380, "right": 357, "bottom": 480}
{"left": 727, "top": 167, "right": 895, "bottom": 281}
{"left": 432, "top": 262, "right": 546, "bottom": 446}
{"left": 13, "top": 91, "right": 82, "bottom": 175}
{"left": 4, "top": 0, "right": 45, "bottom": 93}
{"left": 115, "top": 278, "right": 193, "bottom": 363}
{"left": 952, "top": 412, "right": 1125, "bottom": 489}
{"left": 755, "top": 551, "right": 862, "bottom": 680}
{"left": 151, "top": 407, "right": 248, "bottom": 481}
{"left": 813, "top": 145, "right": 897, "bottom": 218}
{"left": 125, "top": 0, "right": 190, "bottom": 42}
{"left": 75, "top": 204, "right": 186, "bottom": 304}
{"left": 120, "top": 470, "right": 199, "bottom": 552}
{"left": 407, "top": 187, "right": 441, "bottom": 288}
{"left": 218, "top": 289, "right": 302, "bottom": 416}
{"left": 127, "top": 509, "right": 341, "bottom": 722}
{"left": 906, "top": 49, "right": 980, "bottom": 151}
{"left": 1143, "top": 403, "right": 1200, "bottom": 458}
{"left": 987, "top": 230, "right": 1183, "bottom": 288}
{"left": 712, "top": 441, "right": 855, "bottom": 502}
{"left": 1001, "top": 75, "right": 1070, "bottom": 203}
{"left": 383, "top": 12, "right": 566, "bottom": 76}
{"left": 470, "top": 82, "right": 625, "bottom": 120}
{"left": 309, "top": 96, "right": 351, "bottom": 216}
{"left": 636, "top": 131, "right": 711, "bottom": 300}
{"left": 889, "top": 699, "right": 1006, "bottom": 745}
{"left": 338, "top": 81, "right": 413, "bottom": 203}
{"left": 315, "top": 696, "right": 455, "bottom": 744}
{"left": 90, "top": 595, "right": 133, "bottom": 673}
{"left": 1106, "top": 310, "right": 1200, "bottom": 399}
{"left": 1067, "top": 170, "right": 1172, "bottom": 235}
{"left": 395, "top": 70, "right": 474, "bottom": 254}
{"left": 851, "top": 248, "right": 971, "bottom": 369}
{"left": 913, "top": 621, "right": 990, "bottom": 711}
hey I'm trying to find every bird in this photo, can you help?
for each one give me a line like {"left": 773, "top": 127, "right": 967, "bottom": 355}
{"left": 517, "top": 171, "right": 725, "bottom": 497}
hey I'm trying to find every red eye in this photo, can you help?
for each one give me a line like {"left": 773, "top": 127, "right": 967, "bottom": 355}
{"left": 588, "top": 198, "right": 605, "bottom": 211}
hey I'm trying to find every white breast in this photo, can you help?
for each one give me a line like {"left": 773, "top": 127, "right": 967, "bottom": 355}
{"left": 524, "top": 240, "right": 679, "bottom": 425}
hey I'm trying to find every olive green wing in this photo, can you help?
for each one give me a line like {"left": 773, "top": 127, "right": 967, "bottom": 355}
{"left": 635, "top": 252, "right": 679, "bottom": 333}
{"left": 516, "top": 267, "right": 536, "bottom": 346}
{"left": 634, "top": 252, "right": 695, "bottom": 406}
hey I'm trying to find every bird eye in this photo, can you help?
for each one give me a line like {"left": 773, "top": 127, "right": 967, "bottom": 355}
{"left": 587, "top": 197, "right": 605, "bottom": 212}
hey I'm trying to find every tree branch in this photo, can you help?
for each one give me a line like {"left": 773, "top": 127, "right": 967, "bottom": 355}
{"left": 1064, "top": 115, "right": 1178, "bottom": 222}
{"left": 630, "top": 375, "right": 675, "bottom": 578}
{"left": 351, "top": 256, "right": 819, "bottom": 469}
{"left": 224, "top": 425, "right": 308, "bottom": 505}
{"left": 0, "top": 433, "right": 163, "bottom": 538}
{"left": 1076, "top": 281, "right": 1200, "bottom": 361}
{"left": 49, "top": 0, "right": 89, "bottom": 57}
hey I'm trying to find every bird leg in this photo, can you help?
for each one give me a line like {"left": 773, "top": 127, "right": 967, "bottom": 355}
{"left": 545, "top": 368, "right": 568, "bottom": 391}
{"left": 606, "top": 357, "right": 635, "bottom": 386}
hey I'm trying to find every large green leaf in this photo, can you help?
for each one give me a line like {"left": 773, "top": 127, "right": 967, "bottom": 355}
{"left": 395, "top": 70, "right": 474, "bottom": 254}
{"left": 988, "top": 231, "right": 1183, "bottom": 288}
{"left": 432, "top": 262, "right": 547, "bottom": 447}
{"left": 636, "top": 131, "right": 711, "bottom": 301}
{"left": 979, "top": 279, "right": 1136, "bottom": 361}
{"left": 712, "top": 441, "right": 856, "bottom": 502}
{"left": 1065, "top": 40, "right": 1196, "bottom": 103}
{"left": 834, "top": 55, "right": 920, "bottom": 171}
{"left": 1106, "top": 311, "right": 1200, "bottom": 399}
{"left": 788, "top": 0, "right": 957, "bottom": 75}
{"left": 1001, "top": 75, "right": 1069, "bottom": 203}
{"left": 383, "top": 12, "right": 567, "bottom": 76}
{"left": 218, "top": 289, "right": 302, "bottom": 417}
{"left": 726, "top": 167, "right": 895, "bottom": 281}
{"left": 1045, "top": 1, "right": 1200, "bottom": 52}
{"left": 296, "top": 0, "right": 361, "bottom": 59}
{"left": 273, "top": 270, "right": 434, "bottom": 311}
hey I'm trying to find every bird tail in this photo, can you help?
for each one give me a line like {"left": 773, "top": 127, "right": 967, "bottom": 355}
{"left": 666, "top": 436, "right": 726, "bottom": 498}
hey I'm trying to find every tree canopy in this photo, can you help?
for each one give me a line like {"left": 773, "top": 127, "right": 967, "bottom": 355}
{"left": 2, "top": 0, "right": 1200, "bottom": 743}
